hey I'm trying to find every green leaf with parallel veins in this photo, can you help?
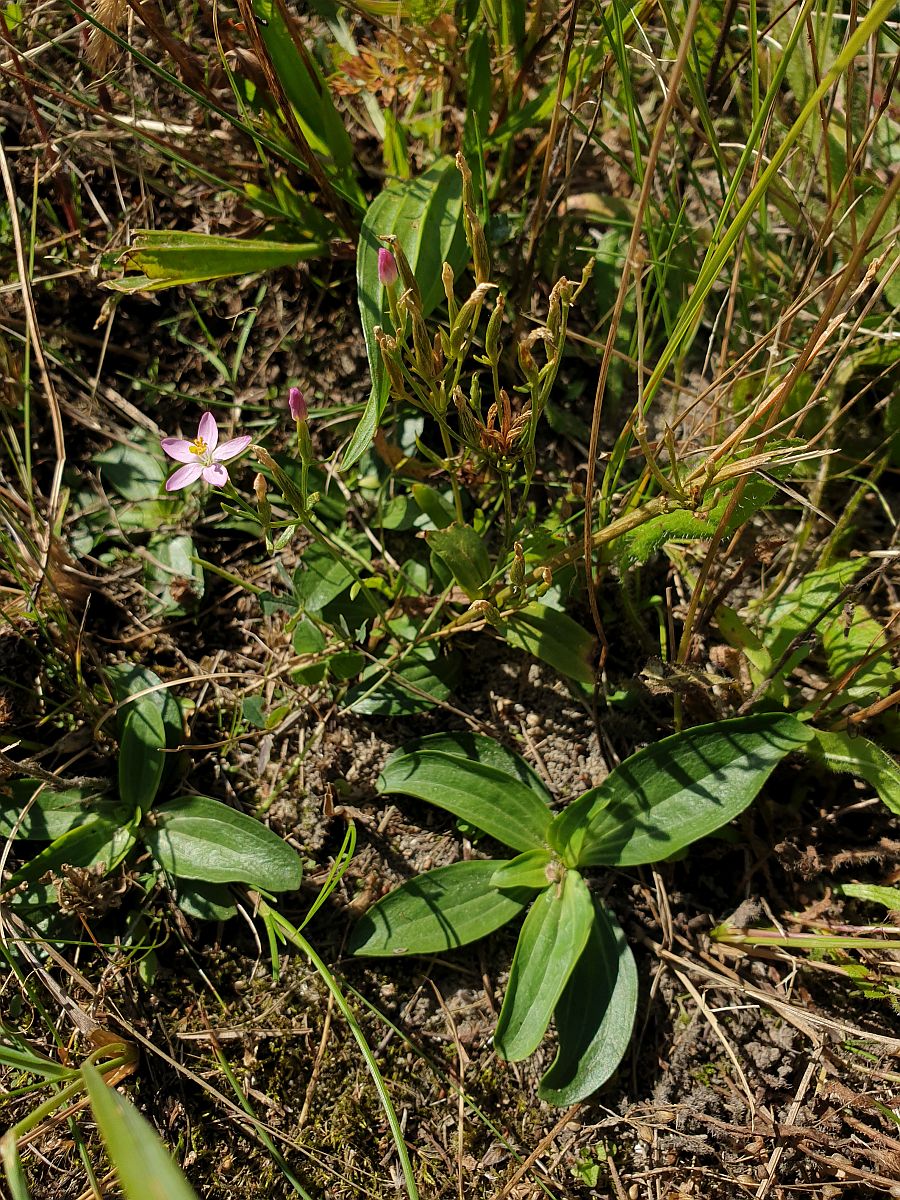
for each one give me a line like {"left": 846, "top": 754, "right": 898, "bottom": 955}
{"left": 5, "top": 816, "right": 137, "bottom": 889}
{"left": 119, "top": 699, "right": 166, "bottom": 816}
{"left": 292, "top": 542, "right": 355, "bottom": 612}
{"left": 805, "top": 729, "right": 900, "bottom": 815}
{"left": 491, "top": 850, "right": 552, "bottom": 891}
{"left": 552, "top": 714, "right": 811, "bottom": 867}
{"left": 344, "top": 647, "right": 459, "bottom": 715}
{"left": 109, "top": 231, "right": 326, "bottom": 293}
{"left": 378, "top": 733, "right": 553, "bottom": 851}
{"left": 501, "top": 602, "right": 596, "bottom": 685}
{"left": 426, "top": 523, "right": 491, "bottom": 600}
{"left": 494, "top": 869, "right": 594, "bottom": 1062}
{"left": 0, "top": 781, "right": 117, "bottom": 840}
{"left": 143, "top": 796, "right": 302, "bottom": 891}
{"left": 82, "top": 1063, "right": 199, "bottom": 1200}
{"left": 540, "top": 899, "right": 637, "bottom": 1105}
{"left": 350, "top": 860, "right": 534, "bottom": 956}
{"left": 346, "top": 158, "right": 467, "bottom": 466}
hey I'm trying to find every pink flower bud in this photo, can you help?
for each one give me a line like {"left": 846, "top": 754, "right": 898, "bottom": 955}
{"left": 288, "top": 387, "right": 307, "bottom": 421}
{"left": 377, "top": 247, "right": 398, "bottom": 289}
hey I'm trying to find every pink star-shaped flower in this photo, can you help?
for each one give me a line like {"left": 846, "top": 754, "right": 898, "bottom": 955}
{"left": 160, "top": 412, "right": 251, "bottom": 491}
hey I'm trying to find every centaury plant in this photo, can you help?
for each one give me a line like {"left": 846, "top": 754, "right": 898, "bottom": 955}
{"left": 351, "top": 714, "right": 812, "bottom": 1104}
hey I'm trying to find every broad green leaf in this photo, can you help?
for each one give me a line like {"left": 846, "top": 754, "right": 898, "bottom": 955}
{"left": 118, "top": 699, "right": 166, "bottom": 816}
{"left": 834, "top": 882, "right": 900, "bottom": 910}
{"left": 539, "top": 900, "right": 637, "bottom": 1105}
{"left": 104, "top": 663, "right": 183, "bottom": 754}
{"left": 411, "top": 483, "right": 455, "bottom": 529}
{"left": 345, "top": 158, "right": 467, "bottom": 466}
{"left": 501, "top": 602, "right": 596, "bottom": 686}
{"left": 426, "top": 523, "right": 491, "bottom": 600}
{"left": 82, "top": 1063, "right": 199, "bottom": 1200}
{"left": 0, "top": 781, "right": 116, "bottom": 840}
{"left": 175, "top": 881, "right": 237, "bottom": 922}
{"left": 144, "top": 533, "right": 204, "bottom": 614}
{"left": 378, "top": 733, "right": 553, "bottom": 851}
{"left": 292, "top": 542, "right": 354, "bottom": 612}
{"left": 380, "top": 730, "right": 552, "bottom": 801}
{"left": 494, "top": 869, "right": 594, "bottom": 1062}
{"left": 143, "top": 796, "right": 302, "bottom": 891}
{"left": 345, "top": 648, "right": 458, "bottom": 715}
{"left": 5, "top": 816, "right": 137, "bottom": 889}
{"left": 109, "top": 231, "right": 326, "bottom": 293}
{"left": 491, "top": 850, "right": 552, "bottom": 891}
{"left": 805, "top": 729, "right": 900, "bottom": 815}
{"left": 95, "top": 443, "right": 166, "bottom": 501}
{"left": 350, "top": 860, "right": 534, "bottom": 956}
{"left": 552, "top": 714, "right": 811, "bottom": 867}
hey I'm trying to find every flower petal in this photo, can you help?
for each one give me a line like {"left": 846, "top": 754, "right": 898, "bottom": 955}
{"left": 165, "top": 462, "right": 204, "bottom": 491}
{"left": 202, "top": 463, "right": 229, "bottom": 487}
{"left": 198, "top": 411, "right": 219, "bottom": 452}
{"left": 212, "top": 435, "right": 252, "bottom": 463}
{"left": 160, "top": 437, "right": 196, "bottom": 464}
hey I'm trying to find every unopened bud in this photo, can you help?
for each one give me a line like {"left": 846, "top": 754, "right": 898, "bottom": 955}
{"left": 509, "top": 541, "right": 526, "bottom": 597}
{"left": 377, "top": 247, "right": 398, "bottom": 288}
{"left": 484, "top": 293, "right": 505, "bottom": 362}
{"left": 381, "top": 235, "right": 420, "bottom": 306}
{"left": 442, "top": 261, "right": 455, "bottom": 310}
{"left": 254, "top": 473, "right": 268, "bottom": 505}
{"left": 288, "top": 387, "right": 307, "bottom": 421}
{"left": 468, "top": 599, "right": 502, "bottom": 627}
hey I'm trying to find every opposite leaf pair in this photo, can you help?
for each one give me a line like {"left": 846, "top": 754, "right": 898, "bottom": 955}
{"left": 351, "top": 714, "right": 811, "bottom": 1104}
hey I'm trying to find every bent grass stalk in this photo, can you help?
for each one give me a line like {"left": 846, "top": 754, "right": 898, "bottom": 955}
{"left": 260, "top": 903, "right": 420, "bottom": 1200}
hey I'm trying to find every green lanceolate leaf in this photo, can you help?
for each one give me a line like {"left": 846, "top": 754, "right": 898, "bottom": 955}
{"left": 143, "top": 796, "right": 302, "bottom": 891}
{"left": 539, "top": 899, "right": 637, "bottom": 1105}
{"left": 350, "top": 860, "right": 535, "bottom": 956}
{"left": 344, "top": 647, "right": 458, "bottom": 715}
{"left": 552, "top": 714, "right": 811, "bottom": 868}
{"left": 292, "top": 541, "right": 355, "bottom": 612}
{"left": 426, "top": 523, "right": 491, "bottom": 599}
{"left": 805, "top": 729, "right": 900, "bottom": 815}
{"left": 491, "top": 850, "right": 552, "bottom": 891}
{"left": 82, "top": 1063, "right": 199, "bottom": 1200}
{"left": 834, "top": 882, "right": 900, "bottom": 910}
{"left": 4, "top": 816, "right": 137, "bottom": 890}
{"left": 378, "top": 733, "right": 553, "bottom": 851}
{"left": 346, "top": 158, "right": 467, "bottom": 466}
{"left": 109, "top": 231, "right": 326, "bottom": 293}
{"left": 501, "top": 602, "right": 596, "bottom": 686}
{"left": 0, "top": 781, "right": 116, "bottom": 840}
{"left": 494, "top": 868, "right": 594, "bottom": 1062}
{"left": 118, "top": 698, "right": 166, "bottom": 816}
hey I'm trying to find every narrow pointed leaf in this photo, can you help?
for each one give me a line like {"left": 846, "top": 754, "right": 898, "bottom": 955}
{"left": 82, "top": 1063, "right": 199, "bottom": 1200}
{"left": 378, "top": 733, "right": 553, "bottom": 852}
{"left": 552, "top": 714, "right": 811, "bottom": 867}
{"left": 350, "top": 860, "right": 535, "bottom": 956}
{"left": 539, "top": 900, "right": 637, "bottom": 1105}
{"left": 118, "top": 700, "right": 166, "bottom": 816}
{"left": 494, "top": 869, "right": 594, "bottom": 1062}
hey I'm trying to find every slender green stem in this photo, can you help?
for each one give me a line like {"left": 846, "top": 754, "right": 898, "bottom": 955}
{"left": 261, "top": 906, "right": 420, "bottom": 1200}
